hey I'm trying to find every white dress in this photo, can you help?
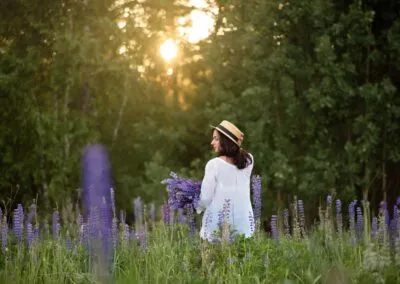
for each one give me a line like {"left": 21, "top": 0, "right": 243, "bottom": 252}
{"left": 196, "top": 154, "right": 255, "bottom": 241}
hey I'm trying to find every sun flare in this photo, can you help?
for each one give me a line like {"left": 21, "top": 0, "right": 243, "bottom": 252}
{"left": 159, "top": 39, "right": 178, "bottom": 62}
{"left": 159, "top": 0, "right": 216, "bottom": 62}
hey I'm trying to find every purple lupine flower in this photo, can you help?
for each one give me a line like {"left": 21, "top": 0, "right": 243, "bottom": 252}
{"left": 133, "top": 197, "right": 142, "bottom": 224}
{"left": 111, "top": 217, "right": 118, "bottom": 249}
{"left": 123, "top": 223, "right": 130, "bottom": 244}
{"left": 249, "top": 211, "right": 255, "bottom": 234}
{"left": 26, "top": 223, "right": 34, "bottom": 248}
{"left": 178, "top": 209, "right": 186, "bottom": 224}
{"left": 139, "top": 225, "right": 146, "bottom": 249}
{"left": 297, "top": 200, "right": 305, "bottom": 233}
{"left": 371, "top": 216, "right": 378, "bottom": 238}
{"left": 65, "top": 232, "right": 72, "bottom": 250}
{"left": 52, "top": 211, "right": 60, "bottom": 240}
{"left": 120, "top": 210, "right": 125, "bottom": 225}
{"left": 110, "top": 188, "right": 116, "bottom": 218}
{"left": 397, "top": 196, "right": 400, "bottom": 206}
{"left": 184, "top": 204, "right": 197, "bottom": 235}
{"left": 356, "top": 207, "right": 363, "bottom": 241}
{"left": 130, "top": 229, "right": 137, "bottom": 242}
{"left": 81, "top": 144, "right": 113, "bottom": 219}
{"left": 336, "top": 199, "right": 342, "bottom": 234}
{"left": 348, "top": 200, "right": 356, "bottom": 235}
{"left": 88, "top": 206, "right": 100, "bottom": 239}
{"left": 150, "top": 203, "right": 155, "bottom": 223}
{"left": 100, "top": 197, "right": 112, "bottom": 260}
{"left": 12, "top": 205, "right": 24, "bottom": 242}
{"left": 283, "top": 208, "right": 290, "bottom": 237}
{"left": 251, "top": 175, "right": 262, "bottom": 221}
{"left": 271, "top": 215, "right": 278, "bottom": 241}
{"left": 150, "top": 203, "right": 156, "bottom": 223}
{"left": 162, "top": 202, "right": 170, "bottom": 225}
{"left": 217, "top": 199, "right": 231, "bottom": 228}
{"left": 326, "top": 195, "right": 332, "bottom": 205}
{"left": 380, "top": 201, "right": 390, "bottom": 227}
{"left": 27, "top": 204, "right": 37, "bottom": 224}
{"left": 2, "top": 217, "right": 8, "bottom": 252}
{"left": 162, "top": 172, "right": 201, "bottom": 210}
{"left": 34, "top": 224, "right": 40, "bottom": 241}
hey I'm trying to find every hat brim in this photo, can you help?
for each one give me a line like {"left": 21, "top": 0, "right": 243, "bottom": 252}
{"left": 210, "top": 125, "right": 241, "bottom": 146}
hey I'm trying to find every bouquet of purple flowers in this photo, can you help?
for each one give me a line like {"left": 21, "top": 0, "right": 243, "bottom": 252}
{"left": 162, "top": 172, "right": 202, "bottom": 210}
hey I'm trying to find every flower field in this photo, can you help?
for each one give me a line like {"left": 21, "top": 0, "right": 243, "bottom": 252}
{"left": 0, "top": 175, "right": 399, "bottom": 283}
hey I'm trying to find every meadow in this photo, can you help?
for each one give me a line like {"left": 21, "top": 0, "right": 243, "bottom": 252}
{"left": 0, "top": 186, "right": 399, "bottom": 284}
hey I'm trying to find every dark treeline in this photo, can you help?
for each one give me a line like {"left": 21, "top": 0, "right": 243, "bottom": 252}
{"left": 0, "top": 0, "right": 399, "bottom": 224}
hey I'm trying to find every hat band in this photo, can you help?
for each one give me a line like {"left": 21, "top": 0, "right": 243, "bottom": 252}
{"left": 216, "top": 125, "right": 239, "bottom": 143}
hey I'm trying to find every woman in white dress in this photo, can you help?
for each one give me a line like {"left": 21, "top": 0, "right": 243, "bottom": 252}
{"left": 196, "top": 120, "right": 255, "bottom": 241}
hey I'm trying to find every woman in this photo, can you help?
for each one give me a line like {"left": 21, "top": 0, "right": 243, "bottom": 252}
{"left": 196, "top": 120, "right": 255, "bottom": 241}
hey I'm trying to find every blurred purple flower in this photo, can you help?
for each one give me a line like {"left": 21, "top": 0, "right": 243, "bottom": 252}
{"left": 150, "top": 203, "right": 156, "bottom": 223}
{"left": 178, "top": 208, "right": 186, "bottom": 224}
{"left": 26, "top": 223, "right": 34, "bottom": 248}
{"left": 283, "top": 208, "right": 290, "bottom": 237}
{"left": 251, "top": 175, "right": 262, "bottom": 221}
{"left": 271, "top": 215, "right": 278, "bottom": 241}
{"left": 139, "top": 225, "right": 146, "bottom": 249}
{"left": 162, "top": 202, "right": 170, "bottom": 225}
{"left": 297, "top": 200, "right": 305, "bottom": 231}
{"left": 27, "top": 204, "right": 36, "bottom": 225}
{"left": 110, "top": 188, "right": 116, "bottom": 218}
{"left": 66, "top": 232, "right": 72, "bottom": 250}
{"left": 81, "top": 144, "right": 113, "bottom": 220}
{"left": 111, "top": 217, "right": 118, "bottom": 249}
{"left": 356, "top": 207, "right": 363, "bottom": 241}
{"left": 2, "top": 217, "right": 8, "bottom": 252}
{"left": 348, "top": 200, "right": 356, "bottom": 235}
{"left": 52, "top": 211, "right": 60, "bottom": 240}
{"left": 371, "top": 216, "right": 378, "bottom": 238}
{"left": 336, "top": 199, "right": 342, "bottom": 234}
{"left": 34, "top": 224, "right": 40, "bottom": 241}
{"left": 326, "top": 195, "right": 332, "bottom": 205}
{"left": 12, "top": 204, "right": 24, "bottom": 242}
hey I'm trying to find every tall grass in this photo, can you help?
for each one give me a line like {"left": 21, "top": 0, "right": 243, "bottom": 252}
{"left": 0, "top": 196, "right": 399, "bottom": 283}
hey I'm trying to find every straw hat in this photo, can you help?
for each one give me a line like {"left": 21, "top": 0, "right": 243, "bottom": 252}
{"left": 211, "top": 120, "right": 244, "bottom": 146}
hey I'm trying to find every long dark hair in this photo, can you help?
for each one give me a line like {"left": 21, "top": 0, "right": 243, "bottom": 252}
{"left": 216, "top": 130, "right": 252, "bottom": 169}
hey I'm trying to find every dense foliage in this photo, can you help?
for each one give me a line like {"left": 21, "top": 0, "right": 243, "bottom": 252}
{"left": 1, "top": 0, "right": 400, "bottom": 224}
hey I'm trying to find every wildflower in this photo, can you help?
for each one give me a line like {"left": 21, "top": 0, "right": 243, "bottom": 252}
{"left": 162, "top": 202, "right": 170, "bottom": 224}
{"left": 52, "top": 211, "right": 60, "bottom": 240}
{"left": 371, "top": 216, "right": 378, "bottom": 239}
{"left": 283, "top": 208, "right": 290, "bottom": 238}
{"left": 336, "top": 199, "right": 342, "bottom": 235}
{"left": 110, "top": 188, "right": 116, "bottom": 218}
{"left": 251, "top": 175, "right": 262, "bottom": 221}
{"left": 162, "top": 172, "right": 201, "bottom": 210}
{"left": 27, "top": 204, "right": 37, "bottom": 224}
{"left": 26, "top": 223, "right": 34, "bottom": 249}
{"left": 356, "top": 207, "right": 363, "bottom": 241}
{"left": 150, "top": 203, "right": 156, "bottom": 223}
{"left": 111, "top": 217, "right": 118, "bottom": 249}
{"left": 133, "top": 197, "right": 142, "bottom": 225}
{"left": 139, "top": 225, "right": 147, "bottom": 249}
{"left": 348, "top": 200, "right": 356, "bottom": 235}
{"left": 65, "top": 231, "right": 72, "bottom": 250}
{"left": 2, "top": 217, "right": 8, "bottom": 252}
{"left": 12, "top": 204, "right": 24, "bottom": 242}
{"left": 271, "top": 215, "right": 278, "bottom": 241}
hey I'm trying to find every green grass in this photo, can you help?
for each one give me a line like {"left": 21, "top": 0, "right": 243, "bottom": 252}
{"left": 1, "top": 222, "right": 399, "bottom": 284}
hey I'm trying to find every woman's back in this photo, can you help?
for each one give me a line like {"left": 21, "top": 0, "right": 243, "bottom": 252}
{"left": 198, "top": 154, "right": 254, "bottom": 241}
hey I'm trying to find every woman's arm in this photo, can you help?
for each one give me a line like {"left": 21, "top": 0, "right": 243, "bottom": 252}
{"left": 196, "top": 160, "right": 217, "bottom": 214}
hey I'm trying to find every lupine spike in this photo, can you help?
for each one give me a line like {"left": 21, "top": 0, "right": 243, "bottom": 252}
{"left": 251, "top": 175, "right": 262, "bottom": 222}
